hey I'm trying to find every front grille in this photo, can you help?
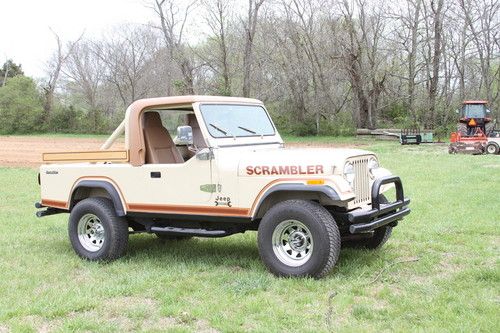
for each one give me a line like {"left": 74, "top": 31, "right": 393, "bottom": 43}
{"left": 352, "top": 157, "right": 370, "bottom": 204}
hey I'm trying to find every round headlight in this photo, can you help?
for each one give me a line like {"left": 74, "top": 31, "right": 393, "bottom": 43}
{"left": 343, "top": 161, "right": 355, "bottom": 186}
{"left": 368, "top": 157, "right": 379, "bottom": 176}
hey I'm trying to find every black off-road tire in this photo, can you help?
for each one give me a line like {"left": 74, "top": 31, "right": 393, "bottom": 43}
{"left": 342, "top": 195, "right": 393, "bottom": 250}
{"left": 257, "top": 200, "right": 341, "bottom": 278}
{"left": 155, "top": 233, "right": 192, "bottom": 241}
{"left": 68, "top": 197, "right": 129, "bottom": 261}
{"left": 358, "top": 225, "right": 393, "bottom": 249}
{"left": 485, "top": 122, "right": 494, "bottom": 136}
{"left": 486, "top": 142, "right": 499, "bottom": 155}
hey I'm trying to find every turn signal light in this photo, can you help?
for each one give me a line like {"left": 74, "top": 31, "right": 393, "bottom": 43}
{"left": 469, "top": 119, "right": 477, "bottom": 126}
{"left": 307, "top": 179, "right": 325, "bottom": 185}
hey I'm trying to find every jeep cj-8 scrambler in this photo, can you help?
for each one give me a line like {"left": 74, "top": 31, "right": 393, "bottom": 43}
{"left": 36, "top": 96, "right": 410, "bottom": 278}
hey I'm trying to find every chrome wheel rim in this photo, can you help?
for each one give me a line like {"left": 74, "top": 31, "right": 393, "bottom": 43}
{"left": 77, "top": 214, "right": 105, "bottom": 252}
{"left": 487, "top": 145, "right": 496, "bottom": 154}
{"left": 272, "top": 220, "right": 313, "bottom": 267}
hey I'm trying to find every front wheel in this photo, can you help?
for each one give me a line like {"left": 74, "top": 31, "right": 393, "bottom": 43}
{"left": 258, "top": 200, "right": 341, "bottom": 278}
{"left": 342, "top": 195, "right": 393, "bottom": 249}
{"left": 68, "top": 197, "right": 129, "bottom": 261}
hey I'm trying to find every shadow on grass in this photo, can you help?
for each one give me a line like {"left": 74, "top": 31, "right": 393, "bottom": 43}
{"left": 42, "top": 230, "right": 393, "bottom": 278}
{"left": 125, "top": 233, "right": 261, "bottom": 268}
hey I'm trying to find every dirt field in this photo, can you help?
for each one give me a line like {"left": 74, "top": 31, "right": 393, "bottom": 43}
{"left": 0, "top": 136, "right": 124, "bottom": 168}
{"left": 0, "top": 135, "right": 364, "bottom": 168}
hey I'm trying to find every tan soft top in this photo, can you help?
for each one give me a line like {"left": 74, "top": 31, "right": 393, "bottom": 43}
{"left": 127, "top": 95, "right": 264, "bottom": 166}
{"left": 129, "top": 95, "right": 263, "bottom": 110}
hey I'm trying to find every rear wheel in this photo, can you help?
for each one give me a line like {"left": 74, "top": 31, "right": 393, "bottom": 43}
{"left": 457, "top": 123, "right": 467, "bottom": 136}
{"left": 69, "top": 197, "right": 128, "bottom": 261}
{"left": 258, "top": 200, "right": 341, "bottom": 278}
{"left": 486, "top": 142, "right": 499, "bottom": 154}
{"left": 485, "top": 122, "right": 494, "bottom": 136}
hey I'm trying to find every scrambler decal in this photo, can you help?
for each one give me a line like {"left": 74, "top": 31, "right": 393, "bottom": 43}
{"left": 215, "top": 195, "right": 232, "bottom": 207}
{"left": 246, "top": 165, "right": 324, "bottom": 176}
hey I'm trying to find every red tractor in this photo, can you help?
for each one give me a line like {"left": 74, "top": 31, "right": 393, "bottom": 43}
{"left": 449, "top": 100, "right": 494, "bottom": 154}
{"left": 456, "top": 100, "right": 494, "bottom": 136}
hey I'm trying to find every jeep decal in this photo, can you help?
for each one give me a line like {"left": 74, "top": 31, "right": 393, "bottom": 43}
{"left": 246, "top": 165, "right": 324, "bottom": 176}
{"left": 215, "top": 195, "right": 232, "bottom": 207}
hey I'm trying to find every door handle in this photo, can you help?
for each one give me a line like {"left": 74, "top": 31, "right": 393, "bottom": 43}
{"left": 150, "top": 172, "right": 161, "bottom": 178}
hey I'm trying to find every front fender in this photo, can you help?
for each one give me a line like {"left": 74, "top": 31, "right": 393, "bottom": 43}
{"left": 251, "top": 183, "right": 340, "bottom": 219}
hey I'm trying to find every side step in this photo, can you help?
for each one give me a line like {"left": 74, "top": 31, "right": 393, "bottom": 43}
{"left": 35, "top": 207, "right": 65, "bottom": 218}
{"left": 150, "top": 226, "right": 230, "bottom": 238}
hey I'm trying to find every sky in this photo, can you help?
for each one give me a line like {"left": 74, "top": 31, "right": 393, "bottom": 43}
{"left": 0, "top": 0, "right": 155, "bottom": 78}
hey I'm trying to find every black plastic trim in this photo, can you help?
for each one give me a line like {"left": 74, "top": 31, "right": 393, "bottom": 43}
{"left": 252, "top": 183, "right": 341, "bottom": 219}
{"left": 71, "top": 180, "right": 126, "bottom": 216}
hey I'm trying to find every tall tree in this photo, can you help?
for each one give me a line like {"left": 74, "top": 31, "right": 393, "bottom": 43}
{"left": 242, "top": 0, "right": 266, "bottom": 97}
{"left": 152, "top": 0, "right": 198, "bottom": 95}
{"left": 42, "top": 29, "right": 82, "bottom": 126}
{"left": 0, "top": 59, "right": 24, "bottom": 86}
{"left": 202, "top": 0, "right": 233, "bottom": 95}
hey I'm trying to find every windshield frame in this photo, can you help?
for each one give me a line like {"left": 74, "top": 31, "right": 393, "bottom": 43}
{"left": 199, "top": 103, "right": 277, "bottom": 139}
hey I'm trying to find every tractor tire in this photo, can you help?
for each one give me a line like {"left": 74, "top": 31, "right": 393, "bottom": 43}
{"left": 486, "top": 142, "right": 499, "bottom": 155}
{"left": 258, "top": 200, "right": 341, "bottom": 278}
{"left": 485, "top": 122, "right": 495, "bottom": 136}
{"left": 457, "top": 123, "right": 468, "bottom": 136}
{"left": 69, "top": 197, "right": 129, "bottom": 261}
{"left": 342, "top": 195, "right": 393, "bottom": 250}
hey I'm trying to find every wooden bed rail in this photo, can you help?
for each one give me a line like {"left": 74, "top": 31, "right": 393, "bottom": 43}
{"left": 42, "top": 150, "right": 130, "bottom": 163}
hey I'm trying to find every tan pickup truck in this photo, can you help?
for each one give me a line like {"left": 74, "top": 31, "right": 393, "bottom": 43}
{"left": 36, "top": 95, "right": 410, "bottom": 278}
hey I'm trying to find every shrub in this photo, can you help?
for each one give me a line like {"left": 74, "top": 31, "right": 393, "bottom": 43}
{"left": 0, "top": 76, "right": 43, "bottom": 134}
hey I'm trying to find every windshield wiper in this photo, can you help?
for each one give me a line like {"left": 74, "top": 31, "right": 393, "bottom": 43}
{"left": 209, "top": 123, "right": 228, "bottom": 135}
{"left": 238, "top": 126, "right": 256, "bottom": 134}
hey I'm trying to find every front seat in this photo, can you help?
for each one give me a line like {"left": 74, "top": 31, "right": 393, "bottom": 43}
{"left": 143, "top": 112, "right": 184, "bottom": 164}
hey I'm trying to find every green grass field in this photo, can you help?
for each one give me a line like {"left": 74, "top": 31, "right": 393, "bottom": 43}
{"left": 0, "top": 138, "right": 499, "bottom": 332}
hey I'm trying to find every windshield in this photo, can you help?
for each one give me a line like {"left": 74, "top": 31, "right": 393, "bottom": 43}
{"left": 200, "top": 104, "right": 275, "bottom": 138}
{"left": 462, "top": 104, "right": 486, "bottom": 118}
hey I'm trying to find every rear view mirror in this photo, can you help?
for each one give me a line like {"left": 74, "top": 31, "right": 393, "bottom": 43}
{"left": 174, "top": 126, "right": 193, "bottom": 145}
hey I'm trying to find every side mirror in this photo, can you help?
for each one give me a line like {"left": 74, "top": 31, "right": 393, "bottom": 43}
{"left": 455, "top": 109, "right": 459, "bottom": 114}
{"left": 486, "top": 109, "right": 491, "bottom": 114}
{"left": 196, "top": 148, "right": 214, "bottom": 161}
{"left": 174, "top": 125, "right": 193, "bottom": 145}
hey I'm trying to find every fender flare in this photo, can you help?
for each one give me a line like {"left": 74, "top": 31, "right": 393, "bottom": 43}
{"left": 252, "top": 183, "right": 340, "bottom": 219}
{"left": 70, "top": 180, "right": 126, "bottom": 216}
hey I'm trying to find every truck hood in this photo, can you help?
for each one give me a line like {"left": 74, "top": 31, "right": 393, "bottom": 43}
{"left": 236, "top": 147, "right": 374, "bottom": 177}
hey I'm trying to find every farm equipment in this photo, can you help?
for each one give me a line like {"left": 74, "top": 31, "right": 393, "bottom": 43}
{"left": 449, "top": 128, "right": 487, "bottom": 154}
{"left": 400, "top": 128, "right": 422, "bottom": 145}
{"left": 456, "top": 100, "right": 494, "bottom": 136}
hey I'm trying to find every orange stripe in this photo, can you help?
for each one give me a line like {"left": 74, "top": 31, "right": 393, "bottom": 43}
{"left": 41, "top": 199, "right": 68, "bottom": 209}
{"left": 127, "top": 203, "right": 250, "bottom": 217}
